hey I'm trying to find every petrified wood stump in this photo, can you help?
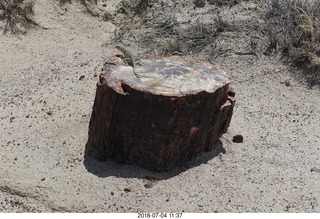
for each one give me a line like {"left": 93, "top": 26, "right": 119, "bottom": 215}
{"left": 85, "top": 55, "right": 236, "bottom": 171}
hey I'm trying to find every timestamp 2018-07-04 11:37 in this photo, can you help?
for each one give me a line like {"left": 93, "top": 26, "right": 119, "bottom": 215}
{"left": 137, "top": 213, "right": 183, "bottom": 218}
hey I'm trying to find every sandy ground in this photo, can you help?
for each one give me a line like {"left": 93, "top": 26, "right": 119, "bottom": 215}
{"left": 1, "top": 0, "right": 320, "bottom": 213}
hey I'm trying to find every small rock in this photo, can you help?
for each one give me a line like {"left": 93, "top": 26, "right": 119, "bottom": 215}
{"left": 143, "top": 176, "right": 158, "bottom": 188}
{"left": 80, "top": 61, "right": 89, "bottom": 67}
{"left": 232, "top": 134, "right": 243, "bottom": 143}
{"left": 79, "top": 75, "right": 85, "bottom": 80}
{"left": 144, "top": 181, "right": 155, "bottom": 189}
{"left": 9, "top": 117, "right": 15, "bottom": 123}
{"left": 124, "top": 187, "right": 132, "bottom": 192}
{"left": 281, "top": 78, "right": 292, "bottom": 86}
{"left": 284, "top": 78, "right": 292, "bottom": 86}
{"left": 311, "top": 167, "right": 320, "bottom": 173}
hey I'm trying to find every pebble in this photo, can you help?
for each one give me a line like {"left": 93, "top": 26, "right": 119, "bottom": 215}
{"left": 232, "top": 134, "right": 243, "bottom": 143}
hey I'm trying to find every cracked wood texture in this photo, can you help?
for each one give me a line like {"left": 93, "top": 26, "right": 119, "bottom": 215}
{"left": 85, "top": 55, "right": 236, "bottom": 171}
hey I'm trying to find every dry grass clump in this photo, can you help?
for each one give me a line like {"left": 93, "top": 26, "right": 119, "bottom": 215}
{"left": 114, "top": 12, "right": 211, "bottom": 56}
{"left": 114, "top": 0, "right": 225, "bottom": 56}
{"left": 114, "top": 0, "right": 263, "bottom": 58}
{"left": 0, "top": 0, "right": 36, "bottom": 34}
{"left": 206, "top": 0, "right": 249, "bottom": 7}
{"left": 265, "top": 0, "right": 320, "bottom": 83}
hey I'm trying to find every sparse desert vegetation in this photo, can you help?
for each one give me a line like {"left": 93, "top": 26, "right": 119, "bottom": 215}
{"left": 112, "top": 0, "right": 320, "bottom": 85}
{"left": 2, "top": 0, "right": 319, "bottom": 83}
{"left": 0, "top": 0, "right": 36, "bottom": 34}
{"left": 265, "top": 0, "right": 320, "bottom": 83}
{"left": 1, "top": 0, "right": 320, "bottom": 213}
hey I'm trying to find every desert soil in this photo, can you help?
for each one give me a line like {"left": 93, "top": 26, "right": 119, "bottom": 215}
{"left": 0, "top": 0, "right": 320, "bottom": 213}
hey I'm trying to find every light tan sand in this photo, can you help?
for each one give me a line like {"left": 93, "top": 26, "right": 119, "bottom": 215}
{"left": 0, "top": 0, "right": 319, "bottom": 213}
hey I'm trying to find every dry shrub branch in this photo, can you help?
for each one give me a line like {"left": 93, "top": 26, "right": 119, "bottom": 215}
{"left": 0, "top": 0, "right": 37, "bottom": 34}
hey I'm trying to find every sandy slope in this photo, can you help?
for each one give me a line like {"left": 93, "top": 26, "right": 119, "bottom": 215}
{"left": 0, "top": 0, "right": 320, "bottom": 213}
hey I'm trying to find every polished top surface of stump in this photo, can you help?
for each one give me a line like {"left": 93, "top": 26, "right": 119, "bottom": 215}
{"left": 102, "top": 55, "right": 230, "bottom": 97}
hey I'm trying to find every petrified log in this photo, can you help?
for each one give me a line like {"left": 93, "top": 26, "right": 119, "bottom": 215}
{"left": 85, "top": 55, "right": 236, "bottom": 171}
